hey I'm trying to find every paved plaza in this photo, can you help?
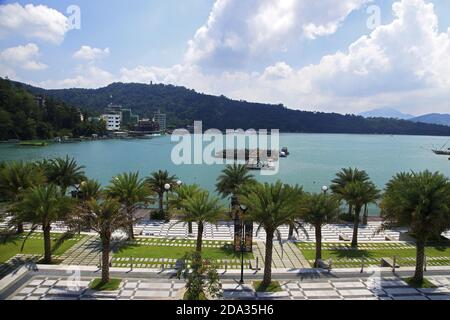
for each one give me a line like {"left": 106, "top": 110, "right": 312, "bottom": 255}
{"left": 135, "top": 220, "right": 403, "bottom": 242}
{"left": 5, "top": 274, "right": 450, "bottom": 300}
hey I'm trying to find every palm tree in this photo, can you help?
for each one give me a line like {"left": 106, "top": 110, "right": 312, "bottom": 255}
{"left": 286, "top": 184, "right": 304, "bottom": 240}
{"left": 179, "top": 190, "right": 224, "bottom": 252}
{"left": 240, "top": 181, "right": 298, "bottom": 287}
{"left": 79, "top": 198, "right": 128, "bottom": 284}
{"left": 381, "top": 171, "right": 450, "bottom": 284}
{"left": 106, "top": 172, "right": 150, "bottom": 239}
{"left": 331, "top": 168, "right": 369, "bottom": 217}
{"left": 0, "top": 161, "right": 45, "bottom": 233}
{"left": 344, "top": 180, "right": 380, "bottom": 247}
{"left": 15, "top": 184, "right": 73, "bottom": 264}
{"left": 44, "top": 156, "right": 86, "bottom": 195}
{"left": 215, "top": 164, "right": 256, "bottom": 199}
{"left": 145, "top": 170, "right": 177, "bottom": 218}
{"left": 170, "top": 184, "right": 201, "bottom": 234}
{"left": 300, "top": 193, "right": 341, "bottom": 267}
{"left": 79, "top": 179, "right": 103, "bottom": 201}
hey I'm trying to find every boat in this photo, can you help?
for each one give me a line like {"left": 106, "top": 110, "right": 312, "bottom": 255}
{"left": 433, "top": 149, "right": 450, "bottom": 155}
{"left": 245, "top": 159, "right": 276, "bottom": 171}
{"left": 279, "top": 147, "right": 289, "bottom": 157}
{"left": 432, "top": 140, "right": 450, "bottom": 155}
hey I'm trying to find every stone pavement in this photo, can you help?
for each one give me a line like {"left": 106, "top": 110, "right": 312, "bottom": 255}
{"left": 222, "top": 276, "right": 450, "bottom": 300}
{"left": 61, "top": 235, "right": 123, "bottom": 266}
{"left": 0, "top": 255, "right": 41, "bottom": 280}
{"left": 61, "top": 235, "right": 100, "bottom": 266}
{"left": 136, "top": 220, "right": 403, "bottom": 242}
{"left": 6, "top": 274, "right": 450, "bottom": 300}
{"left": 8, "top": 277, "right": 184, "bottom": 300}
{"left": 254, "top": 241, "right": 309, "bottom": 269}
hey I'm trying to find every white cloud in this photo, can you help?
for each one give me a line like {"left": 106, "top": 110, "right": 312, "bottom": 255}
{"left": 184, "top": 0, "right": 372, "bottom": 69}
{"left": 39, "top": 65, "right": 115, "bottom": 89}
{"left": 73, "top": 46, "right": 110, "bottom": 61}
{"left": 0, "top": 3, "right": 69, "bottom": 44}
{"left": 0, "top": 43, "right": 47, "bottom": 71}
{"left": 30, "top": 0, "right": 450, "bottom": 115}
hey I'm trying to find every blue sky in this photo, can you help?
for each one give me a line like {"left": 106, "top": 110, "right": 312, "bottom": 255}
{"left": 1, "top": 0, "right": 450, "bottom": 115}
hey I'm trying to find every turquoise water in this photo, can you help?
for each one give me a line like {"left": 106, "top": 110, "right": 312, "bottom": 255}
{"left": 0, "top": 134, "right": 449, "bottom": 215}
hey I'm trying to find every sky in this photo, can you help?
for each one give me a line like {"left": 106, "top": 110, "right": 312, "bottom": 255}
{"left": 0, "top": 0, "right": 450, "bottom": 116}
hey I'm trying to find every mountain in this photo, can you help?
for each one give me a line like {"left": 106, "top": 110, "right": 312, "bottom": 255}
{"left": 410, "top": 113, "right": 450, "bottom": 127}
{"left": 359, "top": 107, "right": 414, "bottom": 120}
{"left": 9, "top": 79, "right": 450, "bottom": 136}
{"left": 0, "top": 78, "right": 107, "bottom": 141}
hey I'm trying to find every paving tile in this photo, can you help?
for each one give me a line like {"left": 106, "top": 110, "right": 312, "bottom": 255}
{"left": 384, "top": 288, "right": 420, "bottom": 295}
{"left": 339, "top": 289, "right": 374, "bottom": 297}
{"left": 300, "top": 283, "right": 334, "bottom": 289}
{"left": 134, "top": 290, "right": 170, "bottom": 298}
{"left": 332, "top": 282, "right": 365, "bottom": 288}
{"left": 303, "top": 290, "right": 340, "bottom": 297}
{"left": 392, "top": 295, "right": 428, "bottom": 300}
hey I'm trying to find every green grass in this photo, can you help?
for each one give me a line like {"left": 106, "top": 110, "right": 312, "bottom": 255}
{"left": 297, "top": 242, "right": 450, "bottom": 268}
{"left": 114, "top": 240, "right": 254, "bottom": 261}
{"left": 89, "top": 278, "right": 121, "bottom": 291}
{"left": 0, "top": 233, "right": 84, "bottom": 263}
{"left": 404, "top": 277, "right": 437, "bottom": 288}
{"left": 184, "top": 291, "right": 207, "bottom": 300}
{"left": 253, "top": 281, "right": 282, "bottom": 292}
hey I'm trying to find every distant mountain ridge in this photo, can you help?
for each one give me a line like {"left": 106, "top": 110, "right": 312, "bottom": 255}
{"left": 359, "top": 107, "right": 450, "bottom": 127}
{"left": 410, "top": 113, "right": 450, "bottom": 127}
{"left": 8, "top": 79, "right": 450, "bottom": 136}
{"left": 359, "top": 107, "right": 414, "bottom": 120}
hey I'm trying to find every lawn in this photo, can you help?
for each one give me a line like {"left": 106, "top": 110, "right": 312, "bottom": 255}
{"left": 89, "top": 278, "right": 121, "bottom": 291}
{"left": 114, "top": 239, "right": 254, "bottom": 260}
{"left": 0, "top": 232, "right": 84, "bottom": 263}
{"left": 297, "top": 242, "right": 450, "bottom": 268}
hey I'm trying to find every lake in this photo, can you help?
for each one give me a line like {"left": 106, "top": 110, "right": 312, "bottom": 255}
{"left": 0, "top": 133, "right": 449, "bottom": 215}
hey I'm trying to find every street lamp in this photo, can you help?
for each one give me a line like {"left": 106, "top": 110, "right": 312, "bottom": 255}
{"left": 176, "top": 180, "right": 182, "bottom": 187}
{"left": 322, "top": 185, "right": 329, "bottom": 194}
{"left": 239, "top": 204, "right": 247, "bottom": 284}
{"left": 164, "top": 183, "right": 171, "bottom": 222}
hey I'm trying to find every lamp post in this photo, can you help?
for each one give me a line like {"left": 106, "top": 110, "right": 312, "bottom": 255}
{"left": 322, "top": 185, "right": 329, "bottom": 194}
{"left": 164, "top": 183, "right": 171, "bottom": 222}
{"left": 239, "top": 204, "right": 247, "bottom": 284}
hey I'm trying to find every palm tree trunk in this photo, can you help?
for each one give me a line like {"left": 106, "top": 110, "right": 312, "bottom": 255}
{"left": 351, "top": 206, "right": 361, "bottom": 247}
{"left": 158, "top": 193, "right": 164, "bottom": 213}
{"left": 196, "top": 221, "right": 203, "bottom": 252}
{"left": 188, "top": 222, "right": 193, "bottom": 234}
{"left": 43, "top": 223, "right": 52, "bottom": 264}
{"left": 314, "top": 224, "right": 322, "bottom": 267}
{"left": 127, "top": 207, "right": 134, "bottom": 240}
{"left": 348, "top": 204, "right": 353, "bottom": 216}
{"left": 288, "top": 223, "right": 294, "bottom": 240}
{"left": 262, "top": 230, "right": 274, "bottom": 287}
{"left": 362, "top": 203, "right": 368, "bottom": 225}
{"left": 101, "top": 234, "right": 111, "bottom": 284}
{"left": 413, "top": 239, "right": 425, "bottom": 283}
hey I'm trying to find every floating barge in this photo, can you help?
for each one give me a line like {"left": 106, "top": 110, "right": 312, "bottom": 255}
{"left": 432, "top": 140, "right": 450, "bottom": 155}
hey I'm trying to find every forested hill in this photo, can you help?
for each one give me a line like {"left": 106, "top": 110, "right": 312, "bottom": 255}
{"left": 0, "top": 78, "right": 106, "bottom": 140}
{"left": 13, "top": 79, "right": 450, "bottom": 136}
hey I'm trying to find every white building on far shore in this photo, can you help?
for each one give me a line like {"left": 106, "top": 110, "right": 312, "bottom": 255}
{"left": 101, "top": 113, "right": 122, "bottom": 131}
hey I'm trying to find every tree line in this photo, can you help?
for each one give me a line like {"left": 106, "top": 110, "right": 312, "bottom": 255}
{"left": 17, "top": 80, "right": 450, "bottom": 136}
{"left": 0, "top": 78, "right": 107, "bottom": 141}
{"left": 0, "top": 159, "right": 449, "bottom": 296}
